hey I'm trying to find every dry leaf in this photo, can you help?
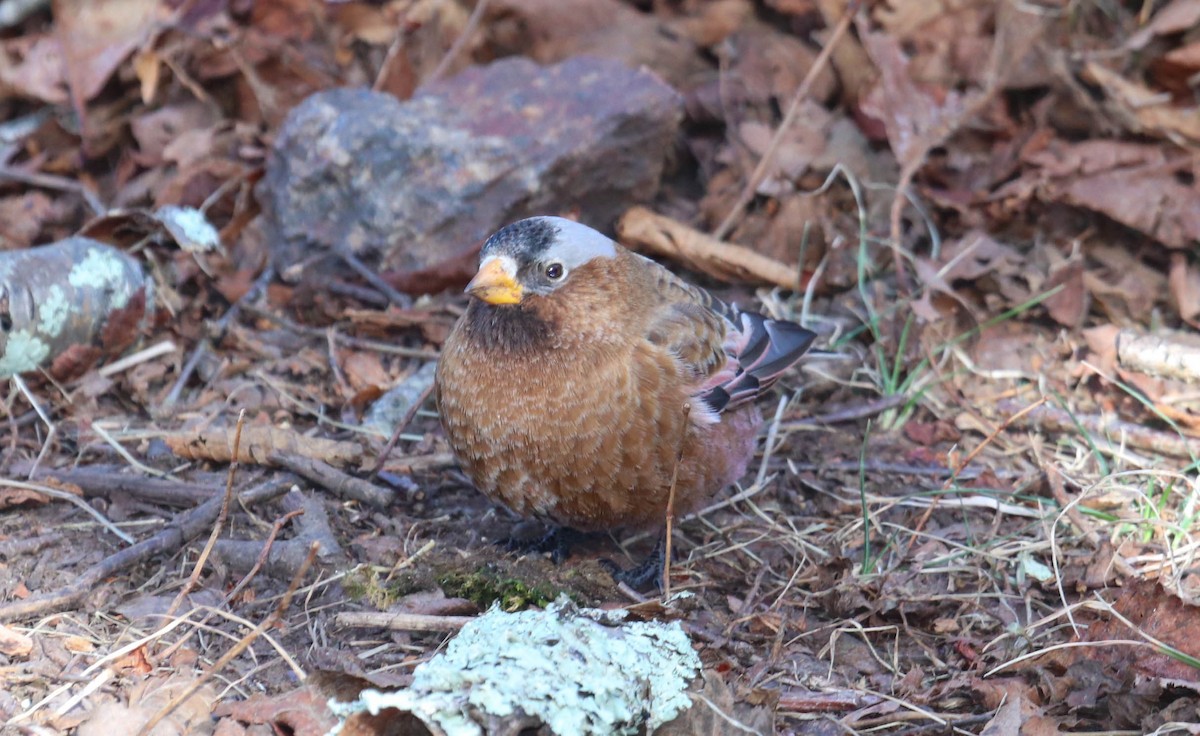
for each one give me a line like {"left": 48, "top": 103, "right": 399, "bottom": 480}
{"left": 1083, "top": 62, "right": 1200, "bottom": 145}
{"left": 53, "top": 0, "right": 162, "bottom": 112}
{"left": 1169, "top": 251, "right": 1200, "bottom": 326}
{"left": 0, "top": 623, "right": 33, "bottom": 657}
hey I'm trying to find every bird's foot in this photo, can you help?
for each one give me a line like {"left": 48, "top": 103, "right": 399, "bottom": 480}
{"left": 601, "top": 535, "right": 666, "bottom": 592}
{"left": 504, "top": 525, "right": 582, "bottom": 564}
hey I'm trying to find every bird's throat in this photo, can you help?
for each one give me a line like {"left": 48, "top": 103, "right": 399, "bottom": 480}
{"left": 463, "top": 300, "right": 555, "bottom": 354}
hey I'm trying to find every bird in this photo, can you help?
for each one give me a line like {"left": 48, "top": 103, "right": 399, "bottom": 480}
{"left": 435, "top": 216, "right": 817, "bottom": 588}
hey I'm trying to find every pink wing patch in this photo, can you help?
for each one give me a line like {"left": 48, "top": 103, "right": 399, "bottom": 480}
{"left": 695, "top": 310, "right": 816, "bottom": 415}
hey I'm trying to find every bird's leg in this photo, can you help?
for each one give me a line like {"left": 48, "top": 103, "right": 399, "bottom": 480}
{"left": 504, "top": 525, "right": 584, "bottom": 564}
{"left": 601, "top": 534, "right": 667, "bottom": 591}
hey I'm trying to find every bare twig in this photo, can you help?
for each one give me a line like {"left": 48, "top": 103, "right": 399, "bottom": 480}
{"left": 428, "top": 0, "right": 490, "bottom": 82}
{"left": 0, "top": 164, "right": 105, "bottom": 216}
{"left": 157, "top": 507, "right": 306, "bottom": 663}
{"left": 368, "top": 380, "right": 436, "bottom": 480}
{"left": 136, "top": 542, "right": 320, "bottom": 736}
{"left": 0, "top": 479, "right": 133, "bottom": 543}
{"left": 663, "top": 402, "right": 692, "bottom": 597}
{"left": 335, "top": 611, "right": 473, "bottom": 632}
{"left": 0, "top": 477, "right": 293, "bottom": 622}
{"left": 164, "top": 267, "right": 274, "bottom": 412}
{"left": 165, "top": 410, "right": 246, "bottom": 621}
{"left": 909, "top": 398, "right": 1046, "bottom": 538}
{"left": 712, "top": 1, "right": 858, "bottom": 240}
{"left": 11, "top": 374, "right": 55, "bottom": 479}
{"left": 272, "top": 452, "right": 395, "bottom": 508}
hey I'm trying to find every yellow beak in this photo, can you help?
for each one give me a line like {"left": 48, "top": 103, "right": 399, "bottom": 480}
{"left": 466, "top": 257, "right": 523, "bottom": 305}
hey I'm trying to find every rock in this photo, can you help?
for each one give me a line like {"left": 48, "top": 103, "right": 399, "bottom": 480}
{"left": 263, "top": 56, "right": 683, "bottom": 285}
{"left": 0, "top": 238, "right": 155, "bottom": 380}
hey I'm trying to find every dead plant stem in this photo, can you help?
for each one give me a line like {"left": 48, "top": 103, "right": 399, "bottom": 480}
{"left": 713, "top": 0, "right": 858, "bottom": 241}
{"left": 663, "top": 402, "right": 692, "bottom": 597}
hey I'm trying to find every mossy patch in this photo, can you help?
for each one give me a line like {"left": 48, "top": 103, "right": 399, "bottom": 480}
{"left": 347, "top": 547, "right": 619, "bottom": 612}
{"left": 436, "top": 569, "right": 561, "bottom": 611}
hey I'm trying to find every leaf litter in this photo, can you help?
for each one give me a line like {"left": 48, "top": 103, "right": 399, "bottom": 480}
{"left": 0, "top": 0, "right": 1199, "bottom": 734}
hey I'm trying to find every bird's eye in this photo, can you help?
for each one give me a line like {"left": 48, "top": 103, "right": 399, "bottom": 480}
{"left": 544, "top": 262, "right": 565, "bottom": 280}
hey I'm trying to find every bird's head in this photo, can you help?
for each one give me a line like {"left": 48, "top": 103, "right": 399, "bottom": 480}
{"left": 465, "top": 217, "right": 617, "bottom": 306}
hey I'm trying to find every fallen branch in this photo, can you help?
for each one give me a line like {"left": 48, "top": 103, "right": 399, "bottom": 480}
{"left": 272, "top": 451, "right": 395, "bottom": 508}
{"left": 0, "top": 477, "right": 294, "bottom": 622}
{"left": 1117, "top": 328, "right": 1200, "bottom": 384}
{"left": 998, "top": 399, "right": 1200, "bottom": 459}
{"left": 617, "top": 206, "right": 799, "bottom": 288}
{"left": 335, "top": 611, "right": 473, "bottom": 632}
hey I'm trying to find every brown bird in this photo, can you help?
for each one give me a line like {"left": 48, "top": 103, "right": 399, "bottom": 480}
{"left": 436, "top": 217, "right": 816, "bottom": 586}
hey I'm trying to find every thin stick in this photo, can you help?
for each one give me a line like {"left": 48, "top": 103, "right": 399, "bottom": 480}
{"left": 0, "top": 477, "right": 293, "bottom": 622}
{"left": 910, "top": 397, "right": 1046, "bottom": 538}
{"left": 163, "top": 267, "right": 274, "bottom": 411}
{"left": 945, "top": 397, "right": 1046, "bottom": 491}
{"left": 12, "top": 374, "right": 55, "bottom": 479}
{"left": 335, "top": 611, "right": 473, "bottom": 632}
{"left": 89, "top": 421, "right": 170, "bottom": 479}
{"left": 0, "top": 479, "right": 133, "bottom": 543}
{"left": 428, "top": 0, "right": 490, "bottom": 82}
{"left": 368, "top": 380, "right": 436, "bottom": 480}
{"left": 755, "top": 394, "right": 789, "bottom": 489}
{"left": 0, "top": 164, "right": 105, "bottom": 215}
{"left": 136, "top": 541, "right": 320, "bottom": 736}
{"left": 663, "top": 402, "right": 691, "bottom": 598}
{"left": 97, "top": 340, "right": 177, "bottom": 377}
{"left": 157, "top": 507, "right": 305, "bottom": 663}
{"left": 712, "top": 0, "right": 858, "bottom": 240}
{"left": 164, "top": 409, "right": 246, "bottom": 622}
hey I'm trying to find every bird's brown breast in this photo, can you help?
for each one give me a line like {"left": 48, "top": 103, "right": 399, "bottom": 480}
{"left": 436, "top": 303, "right": 758, "bottom": 532}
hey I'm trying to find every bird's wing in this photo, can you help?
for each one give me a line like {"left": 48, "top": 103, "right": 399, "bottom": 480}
{"left": 637, "top": 254, "right": 818, "bottom": 417}
{"left": 641, "top": 264, "right": 729, "bottom": 383}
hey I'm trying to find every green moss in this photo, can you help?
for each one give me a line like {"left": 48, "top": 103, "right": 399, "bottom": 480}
{"left": 437, "top": 569, "right": 562, "bottom": 612}
{"left": 343, "top": 568, "right": 423, "bottom": 609}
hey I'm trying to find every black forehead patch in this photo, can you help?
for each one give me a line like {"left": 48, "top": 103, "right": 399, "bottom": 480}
{"left": 482, "top": 218, "right": 559, "bottom": 259}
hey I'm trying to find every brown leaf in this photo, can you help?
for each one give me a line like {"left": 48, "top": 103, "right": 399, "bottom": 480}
{"left": 1020, "top": 141, "right": 1200, "bottom": 250}
{"left": 1081, "top": 244, "right": 1167, "bottom": 324}
{"left": 857, "top": 28, "right": 971, "bottom": 166}
{"left": 937, "top": 231, "right": 1025, "bottom": 282}
{"left": 341, "top": 351, "right": 389, "bottom": 392}
{"left": 1169, "top": 251, "right": 1200, "bottom": 326}
{"left": 0, "top": 35, "right": 69, "bottom": 104}
{"left": 1042, "top": 257, "right": 1088, "bottom": 328}
{"left": 1082, "top": 324, "right": 1121, "bottom": 375}
{"left": 1082, "top": 62, "right": 1200, "bottom": 145}
{"left": 130, "top": 103, "right": 222, "bottom": 168}
{"left": 53, "top": 0, "right": 162, "bottom": 111}
{"left": 1126, "top": 0, "right": 1200, "bottom": 50}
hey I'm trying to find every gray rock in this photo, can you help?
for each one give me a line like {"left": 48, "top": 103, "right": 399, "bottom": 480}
{"left": 263, "top": 55, "right": 683, "bottom": 283}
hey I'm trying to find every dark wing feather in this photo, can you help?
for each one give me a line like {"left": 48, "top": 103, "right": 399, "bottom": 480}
{"left": 706, "top": 311, "right": 816, "bottom": 412}
{"left": 635, "top": 252, "right": 817, "bottom": 416}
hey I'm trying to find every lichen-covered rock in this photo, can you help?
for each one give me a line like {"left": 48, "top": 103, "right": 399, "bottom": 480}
{"left": 327, "top": 596, "right": 701, "bottom": 736}
{"left": 0, "top": 238, "right": 154, "bottom": 379}
{"left": 263, "top": 56, "right": 683, "bottom": 284}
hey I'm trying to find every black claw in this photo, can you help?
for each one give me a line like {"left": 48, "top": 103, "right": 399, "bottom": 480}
{"left": 504, "top": 526, "right": 582, "bottom": 564}
{"left": 601, "top": 536, "right": 667, "bottom": 591}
